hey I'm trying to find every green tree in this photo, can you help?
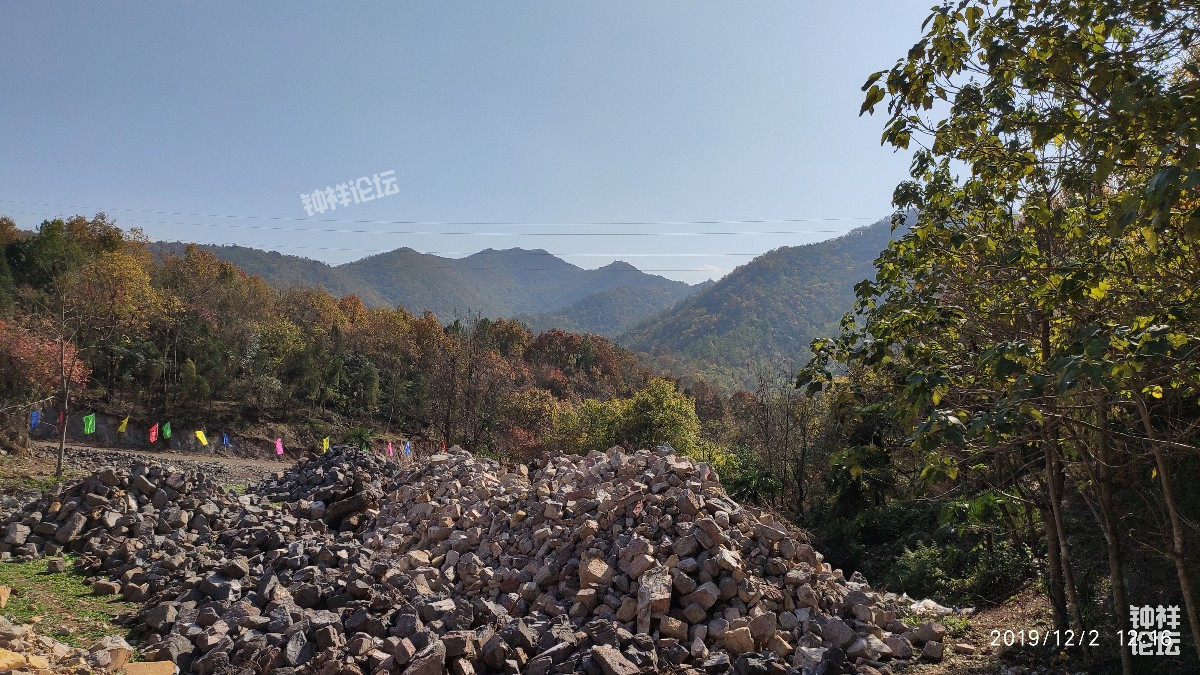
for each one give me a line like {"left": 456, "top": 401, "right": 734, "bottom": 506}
{"left": 619, "top": 378, "right": 702, "bottom": 455}
{"left": 804, "top": 0, "right": 1200, "bottom": 667}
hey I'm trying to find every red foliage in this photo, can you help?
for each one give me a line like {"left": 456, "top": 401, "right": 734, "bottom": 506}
{"left": 0, "top": 320, "right": 89, "bottom": 401}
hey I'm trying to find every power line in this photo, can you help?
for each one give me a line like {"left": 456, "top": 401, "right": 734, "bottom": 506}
{"left": 11, "top": 212, "right": 861, "bottom": 238}
{"left": 0, "top": 198, "right": 876, "bottom": 231}
{"left": 2, "top": 198, "right": 879, "bottom": 276}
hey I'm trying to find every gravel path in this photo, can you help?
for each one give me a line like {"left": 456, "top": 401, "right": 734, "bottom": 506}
{"left": 28, "top": 443, "right": 285, "bottom": 487}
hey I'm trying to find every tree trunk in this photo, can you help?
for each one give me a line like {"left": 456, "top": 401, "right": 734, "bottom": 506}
{"left": 1046, "top": 440, "right": 1088, "bottom": 638}
{"left": 1041, "top": 498, "right": 1071, "bottom": 632}
{"left": 1095, "top": 410, "right": 1132, "bottom": 675}
{"left": 1137, "top": 400, "right": 1200, "bottom": 663}
{"left": 56, "top": 334, "right": 69, "bottom": 476}
{"left": 1038, "top": 317, "right": 1085, "bottom": 637}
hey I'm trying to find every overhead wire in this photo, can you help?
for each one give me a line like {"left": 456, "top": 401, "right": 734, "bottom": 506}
{"left": 2, "top": 198, "right": 880, "bottom": 275}
{"left": 0, "top": 197, "right": 876, "bottom": 229}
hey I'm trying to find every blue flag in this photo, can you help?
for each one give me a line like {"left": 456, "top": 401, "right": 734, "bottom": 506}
{"left": 222, "top": 433, "right": 230, "bottom": 447}
{"left": 30, "top": 410, "right": 39, "bottom": 429}
{"left": 403, "top": 440, "right": 412, "bottom": 456}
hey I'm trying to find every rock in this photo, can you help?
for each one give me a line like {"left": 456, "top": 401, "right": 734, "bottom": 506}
{"left": 795, "top": 647, "right": 826, "bottom": 670}
{"left": 0, "top": 649, "right": 25, "bottom": 671}
{"left": 683, "top": 581, "right": 720, "bottom": 610}
{"left": 636, "top": 566, "right": 672, "bottom": 624}
{"left": 921, "top": 640, "right": 945, "bottom": 662}
{"left": 123, "top": 662, "right": 179, "bottom": 675}
{"left": 883, "top": 635, "right": 913, "bottom": 659}
{"left": 579, "top": 558, "right": 613, "bottom": 588}
{"left": 846, "top": 634, "right": 892, "bottom": 661}
{"left": 659, "top": 616, "right": 688, "bottom": 641}
{"left": 93, "top": 579, "right": 121, "bottom": 596}
{"left": 953, "top": 641, "right": 976, "bottom": 655}
{"left": 143, "top": 603, "right": 178, "bottom": 632}
{"left": 748, "top": 611, "right": 776, "bottom": 644}
{"left": 88, "top": 636, "right": 133, "bottom": 672}
{"left": 405, "top": 639, "right": 447, "bottom": 675}
{"left": 55, "top": 512, "right": 87, "bottom": 544}
{"left": 819, "top": 617, "right": 855, "bottom": 648}
{"left": 914, "top": 621, "right": 947, "bottom": 645}
{"left": 46, "top": 557, "right": 67, "bottom": 573}
{"left": 591, "top": 645, "right": 639, "bottom": 675}
{"left": 4, "top": 523, "right": 31, "bottom": 546}
{"left": 723, "top": 626, "right": 755, "bottom": 654}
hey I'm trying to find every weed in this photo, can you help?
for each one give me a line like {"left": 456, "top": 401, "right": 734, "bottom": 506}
{"left": 0, "top": 556, "right": 136, "bottom": 648}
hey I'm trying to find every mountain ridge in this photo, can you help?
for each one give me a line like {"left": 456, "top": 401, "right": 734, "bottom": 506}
{"left": 148, "top": 242, "right": 700, "bottom": 333}
{"left": 618, "top": 215, "right": 909, "bottom": 388}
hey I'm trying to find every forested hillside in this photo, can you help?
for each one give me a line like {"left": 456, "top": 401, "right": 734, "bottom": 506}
{"left": 517, "top": 276, "right": 706, "bottom": 337}
{"left": 621, "top": 216, "right": 906, "bottom": 388}
{"left": 150, "top": 242, "right": 698, "bottom": 334}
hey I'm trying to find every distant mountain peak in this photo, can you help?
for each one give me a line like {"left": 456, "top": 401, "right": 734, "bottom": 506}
{"left": 149, "top": 241, "right": 697, "bottom": 335}
{"left": 620, "top": 215, "right": 903, "bottom": 389}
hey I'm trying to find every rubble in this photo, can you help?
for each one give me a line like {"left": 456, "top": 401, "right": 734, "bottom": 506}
{"left": 0, "top": 444, "right": 952, "bottom": 674}
{"left": 0, "top": 615, "right": 177, "bottom": 674}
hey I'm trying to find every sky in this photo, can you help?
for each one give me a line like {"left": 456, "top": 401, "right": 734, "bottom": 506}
{"left": 1, "top": 2, "right": 931, "bottom": 284}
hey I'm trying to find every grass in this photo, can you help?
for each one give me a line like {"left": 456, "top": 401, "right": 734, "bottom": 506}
{"left": 902, "top": 612, "right": 973, "bottom": 638}
{"left": 0, "top": 556, "right": 137, "bottom": 648}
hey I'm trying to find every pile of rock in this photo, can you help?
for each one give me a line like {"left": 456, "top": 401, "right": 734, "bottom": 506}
{"left": 0, "top": 463, "right": 243, "bottom": 563}
{"left": 359, "top": 446, "right": 950, "bottom": 674}
{"left": 0, "top": 445, "right": 955, "bottom": 674}
{"left": 253, "top": 446, "right": 394, "bottom": 531}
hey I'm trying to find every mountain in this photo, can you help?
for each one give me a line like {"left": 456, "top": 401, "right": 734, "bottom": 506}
{"left": 619, "top": 215, "right": 907, "bottom": 388}
{"left": 149, "top": 242, "right": 700, "bottom": 333}
{"left": 518, "top": 279, "right": 712, "bottom": 337}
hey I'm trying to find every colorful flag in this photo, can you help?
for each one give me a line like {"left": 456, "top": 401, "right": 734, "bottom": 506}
{"left": 195, "top": 430, "right": 208, "bottom": 446}
{"left": 322, "top": 437, "right": 329, "bottom": 453}
{"left": 275, "top": 438, "right": 284, "bottom": 455}
{"left": 82, "top": 413, "right": 96, "bottom": 435}
{"left": 57, "top": 410, "right": 65, "bottom": 426}
{"left": 149, "top": 423, "right": 159, "bottom": 443}
{"left": 30, "top": 410, "right": 39, "bottom": 429}
{"left": 404, "top": 440, "right": 412, "bottom": 456}
{"left": 162, "top": 422, "right": 172, "bottom": 439}
{"left": 387, "top": 441, "right": 394, "bottom": 457}
{"left": 117, "top": 416, "right": 129, "bottom": 433}
{"left": 222, "top": 433, "right": 230, "bottom": 447}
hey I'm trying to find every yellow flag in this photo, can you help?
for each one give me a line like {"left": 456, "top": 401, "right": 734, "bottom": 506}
{"left": 322, "top": 437, "right": 329, "bottom": 453}
{"left": 195, "top": 430, "right": 208, "bottom": 446}
{"left": 117, "top": 416, "right": 129, "bottom": 433}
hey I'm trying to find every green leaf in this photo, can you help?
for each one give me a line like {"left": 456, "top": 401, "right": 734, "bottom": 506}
{"left": 965, "top": 6, "right": 982, "bottom": 34}
{"left": 861, "top": 85, "right": 885, "bottom": 116}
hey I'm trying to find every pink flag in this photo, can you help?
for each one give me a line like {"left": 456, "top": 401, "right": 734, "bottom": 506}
{"left": 387, "top": 441, "right": 394, "bottom": 457}
{"left": 275, "top": 438, "right": 284, "bottom": 455}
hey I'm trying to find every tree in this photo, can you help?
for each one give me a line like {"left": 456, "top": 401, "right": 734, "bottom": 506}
{"left": 619, "top": 378, "right": 703, "bottom": 455}
{"left": 805, "top": 0, "right": 1200, "bottom": 666}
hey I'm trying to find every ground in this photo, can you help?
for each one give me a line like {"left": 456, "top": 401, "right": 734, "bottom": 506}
{"left": 0, "top": 557, "right": 139, "bottom": 650}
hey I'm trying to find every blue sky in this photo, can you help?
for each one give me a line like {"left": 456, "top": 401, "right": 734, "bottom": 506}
{"left": 1, "top": 2, "right": 931, "bottom": 284}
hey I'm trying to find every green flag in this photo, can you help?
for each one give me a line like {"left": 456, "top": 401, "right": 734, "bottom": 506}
{"left": 163, "top": 422, "right": 172, "bottom": 439}
{"left": 82, "top": 413, "right": 96, "bottom": 435}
